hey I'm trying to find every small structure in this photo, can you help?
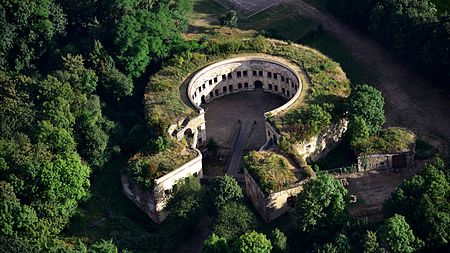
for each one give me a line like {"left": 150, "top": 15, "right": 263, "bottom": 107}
{"left": 243, "top": 151, "right": 312, "bottom": 222}
{"left": 121, "top": 145, "right": 202, "bottom": 223}
{"left": 355, "top": 128, "right": 416, "bottom": 172}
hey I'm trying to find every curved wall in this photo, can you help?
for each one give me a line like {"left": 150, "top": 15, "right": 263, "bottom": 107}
{"left": 187, "top": 56, "right": 301, "bottom": 111}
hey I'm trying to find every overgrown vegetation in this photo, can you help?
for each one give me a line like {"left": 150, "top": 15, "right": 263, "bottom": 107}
{"left": 126, "top": 140, "right": 197, "bottom": 190}
{"left": 243, "top": 151, "right": 300, "bottom": 195}
{"left": 352, "top": 127, "right": 416, "bottom": 155}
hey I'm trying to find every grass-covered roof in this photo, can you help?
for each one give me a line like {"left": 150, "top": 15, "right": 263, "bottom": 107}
{"left": 244, "top": 151, "right": 302, "bottom": 195}
{"left": 126, "top": 140, "right": 198, "bottom": 190}
{"left": 352, "top": 128, "right": 416, "bottom": 155}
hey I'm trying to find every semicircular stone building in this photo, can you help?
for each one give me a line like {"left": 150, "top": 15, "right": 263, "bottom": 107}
{"left": 122, "top": 52, "right": 348, "bottom": 223}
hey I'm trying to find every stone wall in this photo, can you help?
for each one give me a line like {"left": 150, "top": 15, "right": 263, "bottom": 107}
{"left": 293, "top": 118, "right": 349, "bottom": 162}
{"left": 244, "top": 169, "right": 305, "bottom": 223}
{"left": 187, "top": 56, "right": 301, "bottom": 109}
{"left": 357, "top": 151, "right": 415, "bottom": 172}
{"left": 121, "top": 149, "right": 203, "bottom": 223}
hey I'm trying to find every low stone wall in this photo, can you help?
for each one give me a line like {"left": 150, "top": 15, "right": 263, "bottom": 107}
{"left": 121, "top": 149, "right": 203, "bottom": 223}
{"left": 357, "top": 151, "right": 415, "bottom": 172}
{"left": 244, "top": 169, "right": 305, "bottom": 223}
{"left": 293, "top": 118, "right": 349, "bottom": 162}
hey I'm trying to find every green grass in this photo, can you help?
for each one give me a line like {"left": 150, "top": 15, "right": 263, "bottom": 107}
{"left": 300, "top": 31, "right": 376, "bottom": 86}
{"left": 239, "top": 3, "right": 319, "bottom": 41}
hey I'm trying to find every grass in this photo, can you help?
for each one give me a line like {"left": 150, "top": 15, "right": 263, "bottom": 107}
{"left": 244, "top": 151, "right": 300, "bottom": 195}
{"left": 239, "top": 3, "right": 319, "bottom": 41}
{"left": 300, "top": 31, "right": 376, "bottom": 86}
{"left": 353, "top": 128, "right": 416, "bottom": 155}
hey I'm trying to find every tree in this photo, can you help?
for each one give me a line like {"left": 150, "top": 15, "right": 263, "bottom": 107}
{"left": 361, "top": 230, "right": 381, "bottom": 253}
{"left": 165, "top": 176, "right": 203, "bottom": 222}
{"left": 202, "top": 233, "right": 228, "bottom": 253}
{"left": 294, "top": 173, "right": 348, "bottom": 236}
{"left": 234, "top": 231, "right": 272, "bottom": 253}
{"left": 384, "top": 159, "right": 449, "bottom": 248}
{"left": 347, "top": 84, "right": 385, "bottom": 135}
{"left": 0, "top": 0, "right": 66, "bottom": 72}
{"left": 270, "top": 228, "right": 288, "bottom": 253}
{"left": 378, "top": 214, "right": 423, "bottom": 253}
{"left": 213, "top": 202, "right": 258, "bottom": 241}
{"left": 88, "top": 239, "right": 119, "bottom": 253}
{"left": 219, "top": 11, "right": 238, "bottom": 28}
{"left": 210, "top": 175, "right": 243, "bottom": 210}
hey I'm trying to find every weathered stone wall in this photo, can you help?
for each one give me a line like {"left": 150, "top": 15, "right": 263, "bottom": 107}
{"left": 121, "top": 149, "right": 203, "bottom": 223}
{"left": 187, "top": 56, "right": 301, "bottom": 108}
{"left": 357, "top": 151, "right": 415, "bottom": 172}
{"left": 293, "top": 118, "right": 349, "bottom": 162}
{"left": 244, "top": 169, "right": 305, "bottom": 223}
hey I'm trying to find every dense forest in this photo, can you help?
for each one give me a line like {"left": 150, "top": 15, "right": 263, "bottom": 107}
{"left": 0, "top": 0, "right": 194, "bottom": 251}
{"left": 322, "top": 0, "right": 450, "bottom": 93}
{"left": 1, "top": 0, "right": 449, "bottom": 252}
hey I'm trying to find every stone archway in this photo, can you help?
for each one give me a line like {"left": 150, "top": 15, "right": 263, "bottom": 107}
{"left": 254, "top": 80, "right": 263, "bottom": 90}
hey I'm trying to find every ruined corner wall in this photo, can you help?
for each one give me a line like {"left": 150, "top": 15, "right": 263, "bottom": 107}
{"left": 293, "top": 118, "right": 349, "bottom": 162}
{"left": 244, "top": 169, "right": 304, "bottom": 223}
{"left": 121, "top": 150, "right": 203, "bottom": 223}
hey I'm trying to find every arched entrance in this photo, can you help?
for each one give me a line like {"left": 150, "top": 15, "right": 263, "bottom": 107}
{"left": 254, "top": 80, "right": 263, "bottom": 90}
{"left": 201, "top": 95, "right": 206, "bottom": 105}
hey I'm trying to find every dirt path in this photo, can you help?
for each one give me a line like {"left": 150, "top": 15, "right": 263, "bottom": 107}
{"left": 290, "top": 0, "right": 450, "bottom": 155}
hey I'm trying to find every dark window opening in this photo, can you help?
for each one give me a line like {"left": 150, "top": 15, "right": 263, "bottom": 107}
{"left": 274, "top": 74, "right": 278, "bottom": 80}
{"left": 228, "top": 73, "right": 232, "bottom": 79}
{"left": 215, "top": 90, "right": 219, "bottom": 96}
{"left": 282, "top": 88, "right": 285, "bottom": 94}
{"left": 253, "top": 70, "right": 257, "bottom": 76}
{"left": 258, "top": 71, "right": 263, "bottom": 76}
{"left": 223, "top": 86, "right": 227, "bottom": 93}
{"left": 287, "top": 90, "right": 290, "bottom": 97}
{"left": 274, "top": 85, "right": 278, "bottom": 91}
{"left": 244, "top": 82, "right": 249, "bottom": 88}
{"left": 214, "top": 77, "right": 218, "bottom": 83}
{"left": 281, "top": 76, "right": 285, "bottom": 82}
{"left": 243, "top": 71, "right": 248, "bottom": 77}
{"left": 238, "top": 83, "right": 242, "bottom": 89}
{"left": 269, "top": 84, "right": 273, "bottom": 90}
{"left": 209, "top": 80, "right": 212, "bottom": 85}
{"left": 287, "top": 196, "right": 296, "bottom": 207}
{"left": 209, "top": 91, "right": 213, "bottom": 97}
{"left": 222, "top": 74, "right": 226, "bottom": 80}
{"left": 237, "top": 71, "right": 241, "bottom": 78}
{"left": 202, "top": 83, "right": 206, "bottom": 89}
{"left": 268, "top": 72, "right": 272, "bottom": 78}
{"left": 229, "top": 85, "right": 233, "bottom": 91}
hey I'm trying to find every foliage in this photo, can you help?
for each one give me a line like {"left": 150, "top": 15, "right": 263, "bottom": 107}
{"left": 352, "top": 127, "right": 415, "bottom": 155}
{"left": 202, "top": 233, "right": 228, "bottom": 253}
{"left": 377, "top": 214, "right": 423, "bottom": 253}
{"left": 165, "top": 176, "right": 203, "bottom": 222}
{"left": 280, "top": 104, "right": 332, "bottom": 141}
{"left": 210, "top": 175, "right": 243, "bottom": 210}
{"left": 347, "top": 84, "right": 385, "bottom": 136}
{"left": 127, "top": 141, "right": 197, "bottom": 190}
{"left": 234, "top": 231, "right": 272, "bottom": 253}
{"left": 384, "top": 159, "right": 449, "bottom": 249}
{"left": 361, "top": 230, "right": 382, "bottom": 253}
{"left": 0, "top": 0, "right": 66, "bottom": 72}
{"left": 294, "top": 173, "right": 348, "bottom": 235}
{"left": 414, "top": 138, "right": 438, "bottom": 159}
{"left": 244, "top": 151, "right": 298, "bottom": 195}
{"left": 270, "top": 228, "right": 288, "bottom": 253}
{"left": 219, "top": 10, "right": 238, "bottom": 28}
{"left": 213, "top": 202, "right": 258, "bottom": 241}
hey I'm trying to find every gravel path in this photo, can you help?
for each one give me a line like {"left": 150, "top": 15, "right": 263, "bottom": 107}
{"left": 290, "top": 0, "right": 450, "bottom": 155}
